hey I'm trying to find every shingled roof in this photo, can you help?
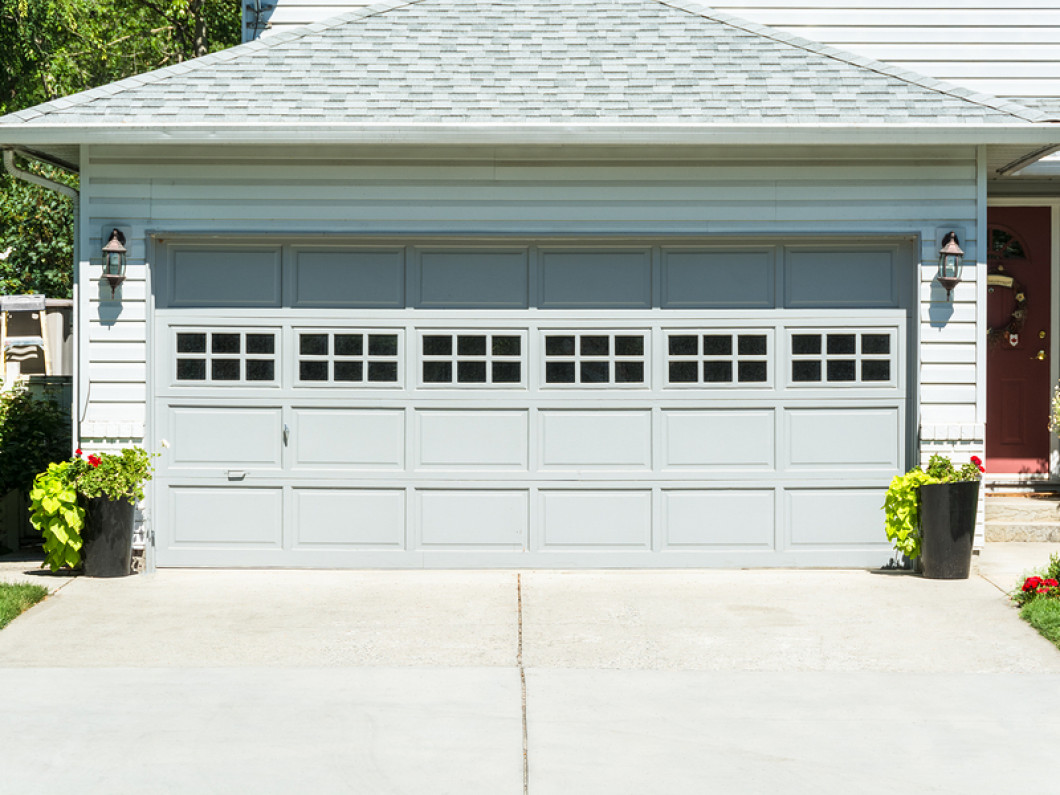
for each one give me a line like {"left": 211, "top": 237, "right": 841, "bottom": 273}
{"left": 0, "top": 0, "right": 1051, "bottom": 136}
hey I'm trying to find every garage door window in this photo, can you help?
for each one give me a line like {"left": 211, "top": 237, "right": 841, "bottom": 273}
{"left": 542, "top": 332, "right": 647, "bottom": 386}
{"left": 175, "top": 330, "right": 277, "bottom": 383}
{"left": 296, "top": 330, "right": 401, "bottom": 385}
{"left": 665, "top": 331, "right": 770, "bottom": 386}
{"left": 419, "top": 331, "right": 525, "bottom": 386}
{"left": 789, "top": 330, "right": 895, "bottom": 385}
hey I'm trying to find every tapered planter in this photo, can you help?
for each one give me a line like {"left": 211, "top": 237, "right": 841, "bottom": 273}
{"left": 82, "top": 496, "right": 135, "bottom": 578}
{"left": 918, "top": 481, "right": 980, "bottom": 580}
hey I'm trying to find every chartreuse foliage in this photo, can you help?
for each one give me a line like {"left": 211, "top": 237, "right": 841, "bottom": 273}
{"left": 30, "top": 461, "right": 85, "bottom": 572}
{"left": 883, "top": 468, "right": 936, "bottom": 560}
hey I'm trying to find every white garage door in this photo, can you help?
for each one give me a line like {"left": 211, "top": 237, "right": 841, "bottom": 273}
{"left": 151, "top": 240, "right": 913, "bottom": 567}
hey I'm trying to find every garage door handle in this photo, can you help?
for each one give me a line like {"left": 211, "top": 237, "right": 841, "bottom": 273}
{"left": 283, "top": 424, "right": 290, "bottom": 445}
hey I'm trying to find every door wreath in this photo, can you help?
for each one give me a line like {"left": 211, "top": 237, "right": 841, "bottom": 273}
{"left": 986, "top": 264, "right": 1026, "bottom": 347}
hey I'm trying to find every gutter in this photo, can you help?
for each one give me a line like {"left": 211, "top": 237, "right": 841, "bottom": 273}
{"left": 1, "top": 147, "right": 81, "bottom": 451}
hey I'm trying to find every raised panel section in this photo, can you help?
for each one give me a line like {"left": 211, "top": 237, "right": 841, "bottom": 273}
{"left": 539, "top": 250, "right": 651, "bottom": 308}
{"left": 169, "top": 487, "right": 282, "bottom": 547}
{"left": 292, "top": 249, "right": 404, "bottom": 307}
{"left": 169, "top": 248, "right": 282, "bottom": 307}
{"left": 292, "top": 408, "right": 404, "bottom": 469}
{"left": 540, "top": 410, "right": 652, "bottom": 470}
{"left": 416, "top": 410, "right": 528, "bottom": 470}
{"left": 417, "top": 250, "right": 528, "bottom": 308}
{"left": 661, "top": 249, "right": 775, "bottom": 308}
{"left": 787, "top": 488, "right": 888, "bottom": 547}
{"left": 293, "top": 489, "right": 405, "bottom": 548}
{"left": 784, "top": 249, "right": 898, "bottom": 308}
{"left": 662, "top": 490, "right": 775, "bottom": 549}
{"left": 785, "top": 408, "right": 901, "bottom": 470}
{"left": 662, "top": 409, "right": 775, "bottom": 470}
{"left": 418, "top": 490, "right": 527, "bottom": 548}
{"left": 168, "top": 407, "right": 282, "bottom": 467}
{"left": 539, "top": 490, "right": 652, "bottom": 549}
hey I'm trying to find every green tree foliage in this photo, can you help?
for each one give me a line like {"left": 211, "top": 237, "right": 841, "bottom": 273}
{"left": 0, "top": 0, "right": 240, "bottom": 297}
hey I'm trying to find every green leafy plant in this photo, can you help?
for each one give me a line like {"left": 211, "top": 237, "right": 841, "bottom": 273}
{"left": 30, "top": 460, "right": 85, "bottom": 572}
{"left": 1050, "top": 382, "right": 1060, "bottom": 435}
{"left": 73, "top": 447, "right": 154, "bottom": 501}
{"left": 0, "top": 383, "right": 71, "bottom": 497}
{"left": 1012, "top": 554, "right": 1060, "bottom": 608}
{"left": 883, "top": 453, "right": 985, "bottom": 560}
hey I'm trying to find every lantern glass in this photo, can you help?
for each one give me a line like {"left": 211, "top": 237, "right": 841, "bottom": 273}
{"left": 938, "top": 253, "right": 961, "bottom": 280}
{"left": 105, "top": 251, "right": 125, "bottom": 276}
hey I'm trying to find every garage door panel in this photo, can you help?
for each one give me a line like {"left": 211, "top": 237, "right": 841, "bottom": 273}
{"left": 660, "top": 249, "right": 775, "bottom": 308}
{"left": 415, "top": 410, "right": 528, "bottom": 470}
{"left": 168, "top": 406, "right": 282, "bottom": 468}
{"left": 785, "top": 407, "right": 901, "bottom": 471}
{"left": 293, "top": 408, "right": 405, "bottom": 470}
{"left": 538, "top": 490, "right": 652, "bottom": 550}
{"left": 169, "top": 248, "right": 282, "bottom": 307}
{"left": 540, "top": 410, "right": 652, "bottom": 470}
{"left": 292, "top": 488, "right": 406, "bottom": 548}
{"left": 661, "top": 409, "right": 775, "bottom": 471}
{"left": 291, "top": 249, "right": 404, "bottom": 308}
{"left": 416, "top": 250, "right": 529, "bottom": 308}
{"left": 662, "top": 489, "right": 775, "bottom": 549}
{"left": 417, "top": 490, "right": 527, "bottom": 548}
{"left": 786, "top": 488, "right": 889, "bottom": 547}
{"left": 169, "top": 487, "right": 283, "bottom": 547}
{"left": 784, "top": 249, "right": 898, "bottom": 308}
{"left": 539, "top": 250, "right": 651, "bottom": 308}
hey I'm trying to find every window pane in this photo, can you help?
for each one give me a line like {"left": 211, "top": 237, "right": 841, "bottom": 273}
{"left": 861, "top": 334, "right": 890, "bottom": 355}
{"left": 792, "top": 334, "right": 821, "bottom": 355}
{"left": 703, "top": 361, "right": 732, "bottom": 382}
{"left": 246, "top": 334, "right": 275, "bottom": 355}
{"left": 792, "top": 360, "right": 821, "bottom": 382}
{"left": 212, "top": 334, "right": 240, "bottom": 354}
{"left": 738, "top": 361, "right": 767, "bottom": 382}
{"left": 669, "top": 361, "right": 698, "bottom": 383}
{"left": 546, "top": 362, "right": 575, "bottom": 383}
{"left": 493, "top": 336, "right": 521, "bottom": 356}
{"left": 299, "top": 360, "right": 328, "bottom": 381}
{"left": 368, "top": 362, "right": 398, "bottom": 382}
{"left": 827, "top": 360, "right": 857, "bottom": 381}
{"left": 423, "top": 361, "right": 452, "bottom": 383}
{"left": 300, "top": 334, "right": 328, "bottom": 356}
{"left": 581, "top": 336, "right": 609, "bottom": 356}
{"left": 177, "top": 333, "right": 206, "bottom": 354}
{"left": 368, "top": 334, "right": 398, "bottom": 356}
{"left": 827, "top": 334, "right": 856, "bottom": 355}
{"left": 581, "top": 361, "right": 609, "bottom": 383}
{"left": 492, "top": 362, "right": 521, "bottom": 383}
{"left": 615, "top": 336, "right": 644, "bottom": 356}
{"left": 212, "top": 359, "right": 240, "bottom": 380}
{"left": 738, "top": 335, "right": 767, "bottom": 356}
{"left": 334, "top": 361, "right": 364, "bottom": 382}
{"left": 176, "top": 359, "right": 206, "bottom": 380}
{"left": 861, "top": 360, "right": 891, "bottom": 382}
{"left": 457, "top": 361, "right": 487, "bottom": 383}
{"left": 334, "top": 335, "right": 363, "bottom": 356}
{"left": 615, "top": 361, "right": 644, "bottom": 383}
{"left": 457, "top": 335, "right": 486, "bottom": 356}
{"left": 703, "top": 335, "right": 732, "bottom": 356}
{"left": 246, "top": 360, "right": 274, "bottom": 381}
{"left": 669, "top": 335, "right": 697, "bottom": 356}
{"left": 423, "top": 335, "right": 452, "bottom": 356}
{"left": 545, "top": 336, "right": 575, "bottom": 356}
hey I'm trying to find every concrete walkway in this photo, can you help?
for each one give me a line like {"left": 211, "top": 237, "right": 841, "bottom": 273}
{"left": 0, "top": 545, "right": 1058, "bottom": 793}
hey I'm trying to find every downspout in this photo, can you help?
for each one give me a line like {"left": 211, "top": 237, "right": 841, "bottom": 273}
{"left": 1, "top": 148, "right": 81, "bottom": 452}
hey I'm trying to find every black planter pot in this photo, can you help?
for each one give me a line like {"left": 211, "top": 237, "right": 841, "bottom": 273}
{"left": 918, "top": 480, "right": 980, "bottom": 580}
{"left": 81, "top": 496, "right": 135, "bottom": 578}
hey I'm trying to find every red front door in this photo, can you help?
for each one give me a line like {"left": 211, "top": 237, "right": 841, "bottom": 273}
{"left": 986, "top": 206, "right": 1053, "bottom": 474}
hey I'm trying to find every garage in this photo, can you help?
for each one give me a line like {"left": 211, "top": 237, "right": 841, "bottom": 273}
{"left": 151, "top": 238, "right": 914, "bottom": 567}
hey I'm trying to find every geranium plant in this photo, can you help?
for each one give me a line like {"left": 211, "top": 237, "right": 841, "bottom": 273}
{"left": 1012, "top": 554, "right": 1060, "bottom": 608}
{"left": 883, "top": 453, "right": 984, "bottom": 561}
{"left": 30, "top": 446, "right": 155, "bottom": 572}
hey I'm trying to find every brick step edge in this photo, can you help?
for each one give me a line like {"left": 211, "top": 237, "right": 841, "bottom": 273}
{"left": 984, "top": 524, "right": 1060, "bottom": 542}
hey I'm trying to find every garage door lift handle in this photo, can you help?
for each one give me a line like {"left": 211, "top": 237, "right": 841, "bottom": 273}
{"left": 283, "top": 423, "right": 290, "bottom": 446}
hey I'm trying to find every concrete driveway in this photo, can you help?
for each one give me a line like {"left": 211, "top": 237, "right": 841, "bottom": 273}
{"left": 1, "top": 545, "right": 1058, "bottom": 793}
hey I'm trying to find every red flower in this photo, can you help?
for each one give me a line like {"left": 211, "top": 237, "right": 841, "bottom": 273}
{"left": 1023, "top": 576, "right": 1043, "bottom": 592}
{"left": 970, "top": 455, "right": 982, "bottom": 466}
{"left": 88, "top": 454, "right": 101, "bottom": 468}
{"left": 1045, "top": 579, "right": 1059, "bottom": 588}
{"left": 75, "top": 448, "right": 82, "bottom": 457}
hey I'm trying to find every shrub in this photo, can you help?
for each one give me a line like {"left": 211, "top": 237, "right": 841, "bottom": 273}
{"left": 0, "top": 384, "right": 70, "bottom": 496}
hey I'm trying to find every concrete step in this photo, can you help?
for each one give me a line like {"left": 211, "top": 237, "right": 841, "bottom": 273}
{"left": 984, "top": 495, "right": 1060, "bottom": 541}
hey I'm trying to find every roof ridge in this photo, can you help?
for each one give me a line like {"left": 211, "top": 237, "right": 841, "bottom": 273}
{"left": 4, "top": 0, "right": 432, "bottom": 123}
{"left": 653, "top": 0, "right": 1050, "bottom": 125}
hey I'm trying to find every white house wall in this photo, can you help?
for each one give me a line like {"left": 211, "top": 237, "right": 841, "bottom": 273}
{"left": 244, "top": 0, "right": 1060, "bottom": 107}
{"left": 78, "top": 143, "right": 982, "bottom": 450}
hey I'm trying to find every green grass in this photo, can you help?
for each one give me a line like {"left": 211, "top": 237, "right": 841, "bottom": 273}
{"left": 0, "top": 582, "right": 49, "bottom": 630}
{"left": 1020, "top": 598, "right": 1060, "bottom": 650}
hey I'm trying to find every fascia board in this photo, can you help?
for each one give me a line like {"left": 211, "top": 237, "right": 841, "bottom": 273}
{"left": 1, "top": 123, "right": 1058, "bottom": 147}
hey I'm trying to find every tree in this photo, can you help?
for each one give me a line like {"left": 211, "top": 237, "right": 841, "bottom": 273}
{"left": 0, "top": 0, "right": 240, "bottom": 297}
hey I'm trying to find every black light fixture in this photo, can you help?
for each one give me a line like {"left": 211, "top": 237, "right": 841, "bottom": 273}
{"left": 102, "top": 228, "right": 127, "bottom": 296}
{"left": 936, "top": 231, "right": 964, "bottom": 301}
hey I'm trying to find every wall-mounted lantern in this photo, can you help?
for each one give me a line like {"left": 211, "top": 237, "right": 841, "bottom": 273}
{"left": 936, "top": 231, "right": 964, "bottom": 301}
{"left": 101, "top": 228, "right": 127, "bottom": 296}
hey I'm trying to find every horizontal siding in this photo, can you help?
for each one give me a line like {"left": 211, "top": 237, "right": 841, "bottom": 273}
{"left": 82, "top": 145, "right": 980, "bottom": 450}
